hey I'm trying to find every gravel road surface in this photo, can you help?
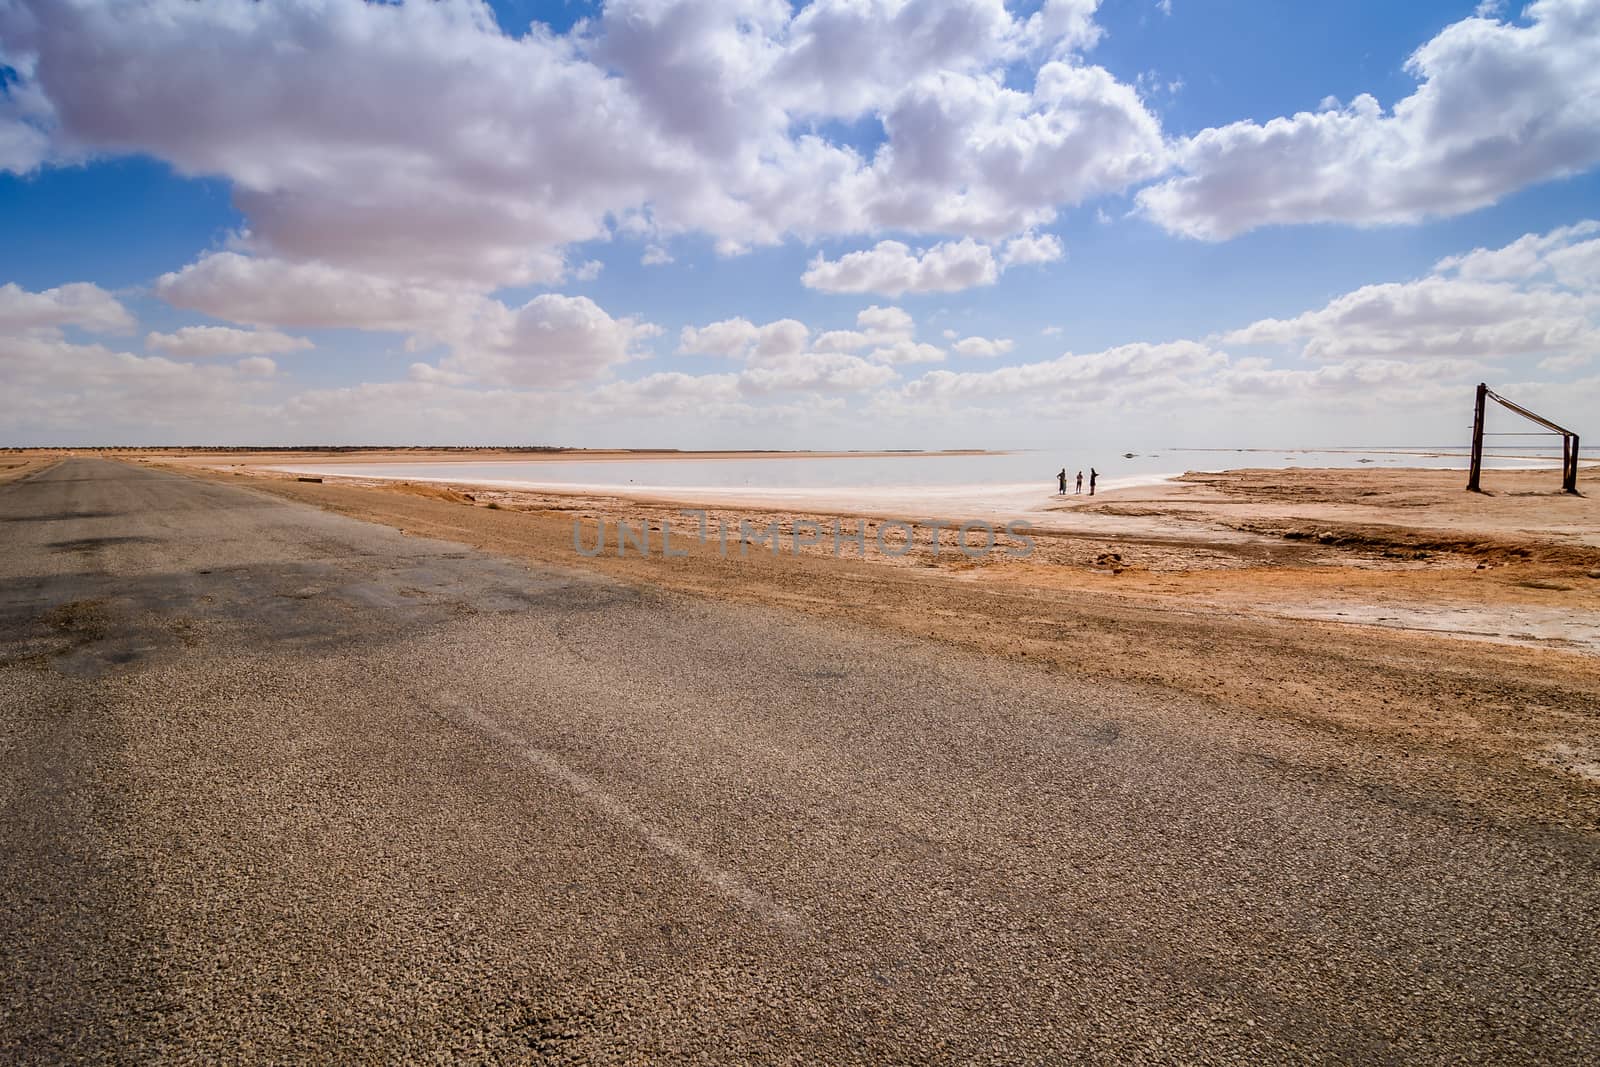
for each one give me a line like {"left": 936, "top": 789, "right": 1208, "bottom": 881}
{"left": 2, "top": 458, "right": 1597, "bottom": 1063}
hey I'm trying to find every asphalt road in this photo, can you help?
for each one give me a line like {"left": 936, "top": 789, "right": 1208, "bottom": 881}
{"left": 2, "top": 458, "right": 1597, "bottom": 1063}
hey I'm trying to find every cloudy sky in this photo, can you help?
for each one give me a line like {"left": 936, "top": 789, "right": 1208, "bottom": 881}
{"left": 2, "top": 0, "right": 1599, "bottom": 448}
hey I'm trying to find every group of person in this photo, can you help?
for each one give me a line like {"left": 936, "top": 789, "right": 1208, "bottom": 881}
{"left": 1057, "top": 467, "right": 1096, "bottom": 496}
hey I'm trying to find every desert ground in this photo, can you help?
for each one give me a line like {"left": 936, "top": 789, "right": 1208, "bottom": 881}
{"left": 163, "top": 449, "right": 1600, "bottom": 822}
{"left": 3, "top": 451, "right": 1598, "bottom": 1061}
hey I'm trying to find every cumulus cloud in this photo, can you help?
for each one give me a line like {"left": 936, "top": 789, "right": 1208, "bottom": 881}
{"left": 596, "top": 352, "right": 895, "bottom": 406}
{"left": 739, "top": 351, "right": 900, "bottom": 393}
{"left": 1000, "top": 231, "right": 1065, "bottom": 267}
{"left": 802, "top": 238, "right": 998, "bottom": 296}
{"left": 803, "top": 231, "right": 1062, "bottom": 296}
{"left": 1138, "top": 0, "right": 1600, "bottom": 239}
{"left": 904, "top": 340, "right": 1227, "bottom": 401}
{"left": 678, "top": 317, "right": 810, "bottom": 360}
{"left": 784, "top": 304, "right": 949, "bottom": 362}
{"left": 0, "top": 117, "right": 49, "bottom": 174}
{"left": 770, "top": 0, "right": 1101, "bottom": 120}
{"left": 0, "top": 281, "right": 134, "bottom": 335}
{"left": 1225, "top": 221, "right": 1600, "bottom": 362}
{"left": 155, "top": 251, "right": 657, "bottom": 386}
{"left": 675, "top": 303, "right": 934, "bottom": 367}
{"left": 865, "top": 340, "right": 946, "bottom": 365}
{"left": 155, "top": 253, "right": 482, "bottom": 333}
{"left": 236, "top": 356, "right": 278, "bottom": 376}
{"left": 0, "top": 1, "right": 641, "bottom": 286}
{"left": 880, "top": 221, "right": 1600, "bottom": 424}
{"left": 1224, "top": 278, "right": 1599, "bottom": 361}
{"left": 0, "top": 333, "right": 277, "bottom": 442}
{"left": 1432, "top": 219, "right": 1600, "bottom": 286}
{"left": 858, "top": 64, "right": 1167, "bottom": 238}
{"left": 951, "top": 335, "right": 1015, "bottom": 358}
{"left": 146, "top": 326, "right": 313, "bottom": 359}
{"left": 431, "top": 294, "right": 661, "bottom": 388}
{"left": 1538, "top": 352, "right": 1593, "bottom": 373}
{"left": 15, "top": 212, "right": 1600, "bottom": 443}
{"left": 1, "top": 0, "right": 1160, "bottom": 292}
{"left": 856, "top": 305, "right": 915, "bottom": 336}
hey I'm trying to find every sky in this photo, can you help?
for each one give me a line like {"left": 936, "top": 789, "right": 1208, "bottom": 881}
{"left": 1, "top": 0, "right": 1599, "bottom": 449}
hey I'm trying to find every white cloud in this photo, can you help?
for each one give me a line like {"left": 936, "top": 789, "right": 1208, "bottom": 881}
{"left": 641, "top": 245, "right": 674, "bottom": 266}
{"left": 678, "top": 317, "right": 810, "bottom": 361}
{"left": 431, "top": 294, "right": 661, "bottom": 388}
{"left": 13, "top": 212, "right": 1600, "bottom": 446}
{"left": 0, "top": 333, "right": 276, "bottom": 442}
{"left": 1, "top": 0, "right": 1162, "bottom": 292}
{"left": 904, "top": 340, "right": 1227, "bottom": 400}
{"left": 1226, "top": 221, "right": 1600, "bottom": 363}
{"left": 1538, "top": 352, "right": 1593, "bottom": 373}
{"left": 856, "top": 305, "right": 915, "bottom": 336}
{"left": 407, "top": 362, "right": 473, "bottom": 386}
{"left": 811, "top": 305, "right": 919, "bottom": 352}
{"left": 236, "top": 356, "right": 278, "bottom": 376}
{"left": 867, "top": 340, "right": 946, "bottom": 364}
{"left": 802, "top": 238, "right": 998, "bottom": 296}
{"left": 1000, "top": 231, "right": 1064, "bottom": 267}
{"left": 951, "top": 335, "right": 1015, "bottom": 358}
{"left": 1432, "top": 220, "right": 1600, "bottom": 286}
{"left": 739, "top": 351, "right": 900, "bottom": 393}
{"left": 771, "top": 0, "right": 1095, "bottom": 120}
{"left": 146, "top": 326, "right": 313, "bottom": 359}
{"left": 0, "top": 281, "right": 134, "bottom": 335}
{"left": 678, "top": 318, "right": 762, "bottom": 359}
{"left": 1548, "top": 238, "right": 1600, "bottom": 290}
{"left": 858, "top": 64, "right": 1167, "bottom": 239}
{"left": 155, "top": 251, "right": 658, "bottom": 386}
{"left": 155, "top": 253, "right": 482, "bottom": 333}
{"left": 675, "top": 304, "right": 937, "bottom": 371}
{"left": 1138, "top": 0, "right": 1600, "bottom": 239}
{"left": 1223, "top": 278, "right": 1598, "bottom": 362}
{"left": 0, "top": 118, "right": 49, "bottom": 174}
{"left": 803, "top": 230, "right": 1062, "bottom": 297}
{"left": 571, "top": 259, "right": 605, "bottom": 282}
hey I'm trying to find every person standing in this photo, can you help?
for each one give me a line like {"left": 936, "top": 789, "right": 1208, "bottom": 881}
{"left": 1057, "top": 468, "right": 1067, "bottom": 495}
{"left": 1089, "top": 467, "right": 1098, "bottom": 496}
{"left": 1075, "top": 471, "right": 1083, "bottom": 495}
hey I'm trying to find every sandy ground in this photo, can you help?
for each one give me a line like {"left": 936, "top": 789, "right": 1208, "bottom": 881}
{"left": 80, "top": 449, "right": 1595, "bottom": 834}
{"left": 0, "top": 455, "right": 52, "bottom": 486}
{"left": 181, "top": 451, "right": 1600, "bottom": 651}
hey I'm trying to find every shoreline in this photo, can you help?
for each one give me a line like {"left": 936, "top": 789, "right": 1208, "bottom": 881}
{"left": 182, "top": 455, "right": 1600, "bottom": 647}
{"left": 250, "top": 465, "right": 1192, "bottom": 525}
{"left": 3, "top": 446, "right": 1015, "bottom": 463}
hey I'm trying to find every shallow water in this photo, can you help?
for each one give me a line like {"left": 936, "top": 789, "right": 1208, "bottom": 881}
{"left": 267, "top": 445, "right": 1580, "bottom": 498}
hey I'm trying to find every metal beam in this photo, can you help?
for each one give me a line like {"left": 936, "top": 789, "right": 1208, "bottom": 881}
{"left": 1484, "top": 388, "right": 1577, "bottom": 436}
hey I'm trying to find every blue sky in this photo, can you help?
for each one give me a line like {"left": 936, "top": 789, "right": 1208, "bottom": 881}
{"left": 2, "top": 0, "right": 1599, "bottom": 447}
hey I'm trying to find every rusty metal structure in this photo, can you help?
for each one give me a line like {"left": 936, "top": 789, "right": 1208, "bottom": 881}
{"left": 1466, "top": 382, "right": 1581, "bottom": 494}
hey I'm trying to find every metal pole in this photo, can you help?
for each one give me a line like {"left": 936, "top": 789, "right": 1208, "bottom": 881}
{"left": 1467, "top": 382, "right": 1486, "bottom": 492}
{"left": 1568, "top": 434, "right": 1581, "bottom": 494}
